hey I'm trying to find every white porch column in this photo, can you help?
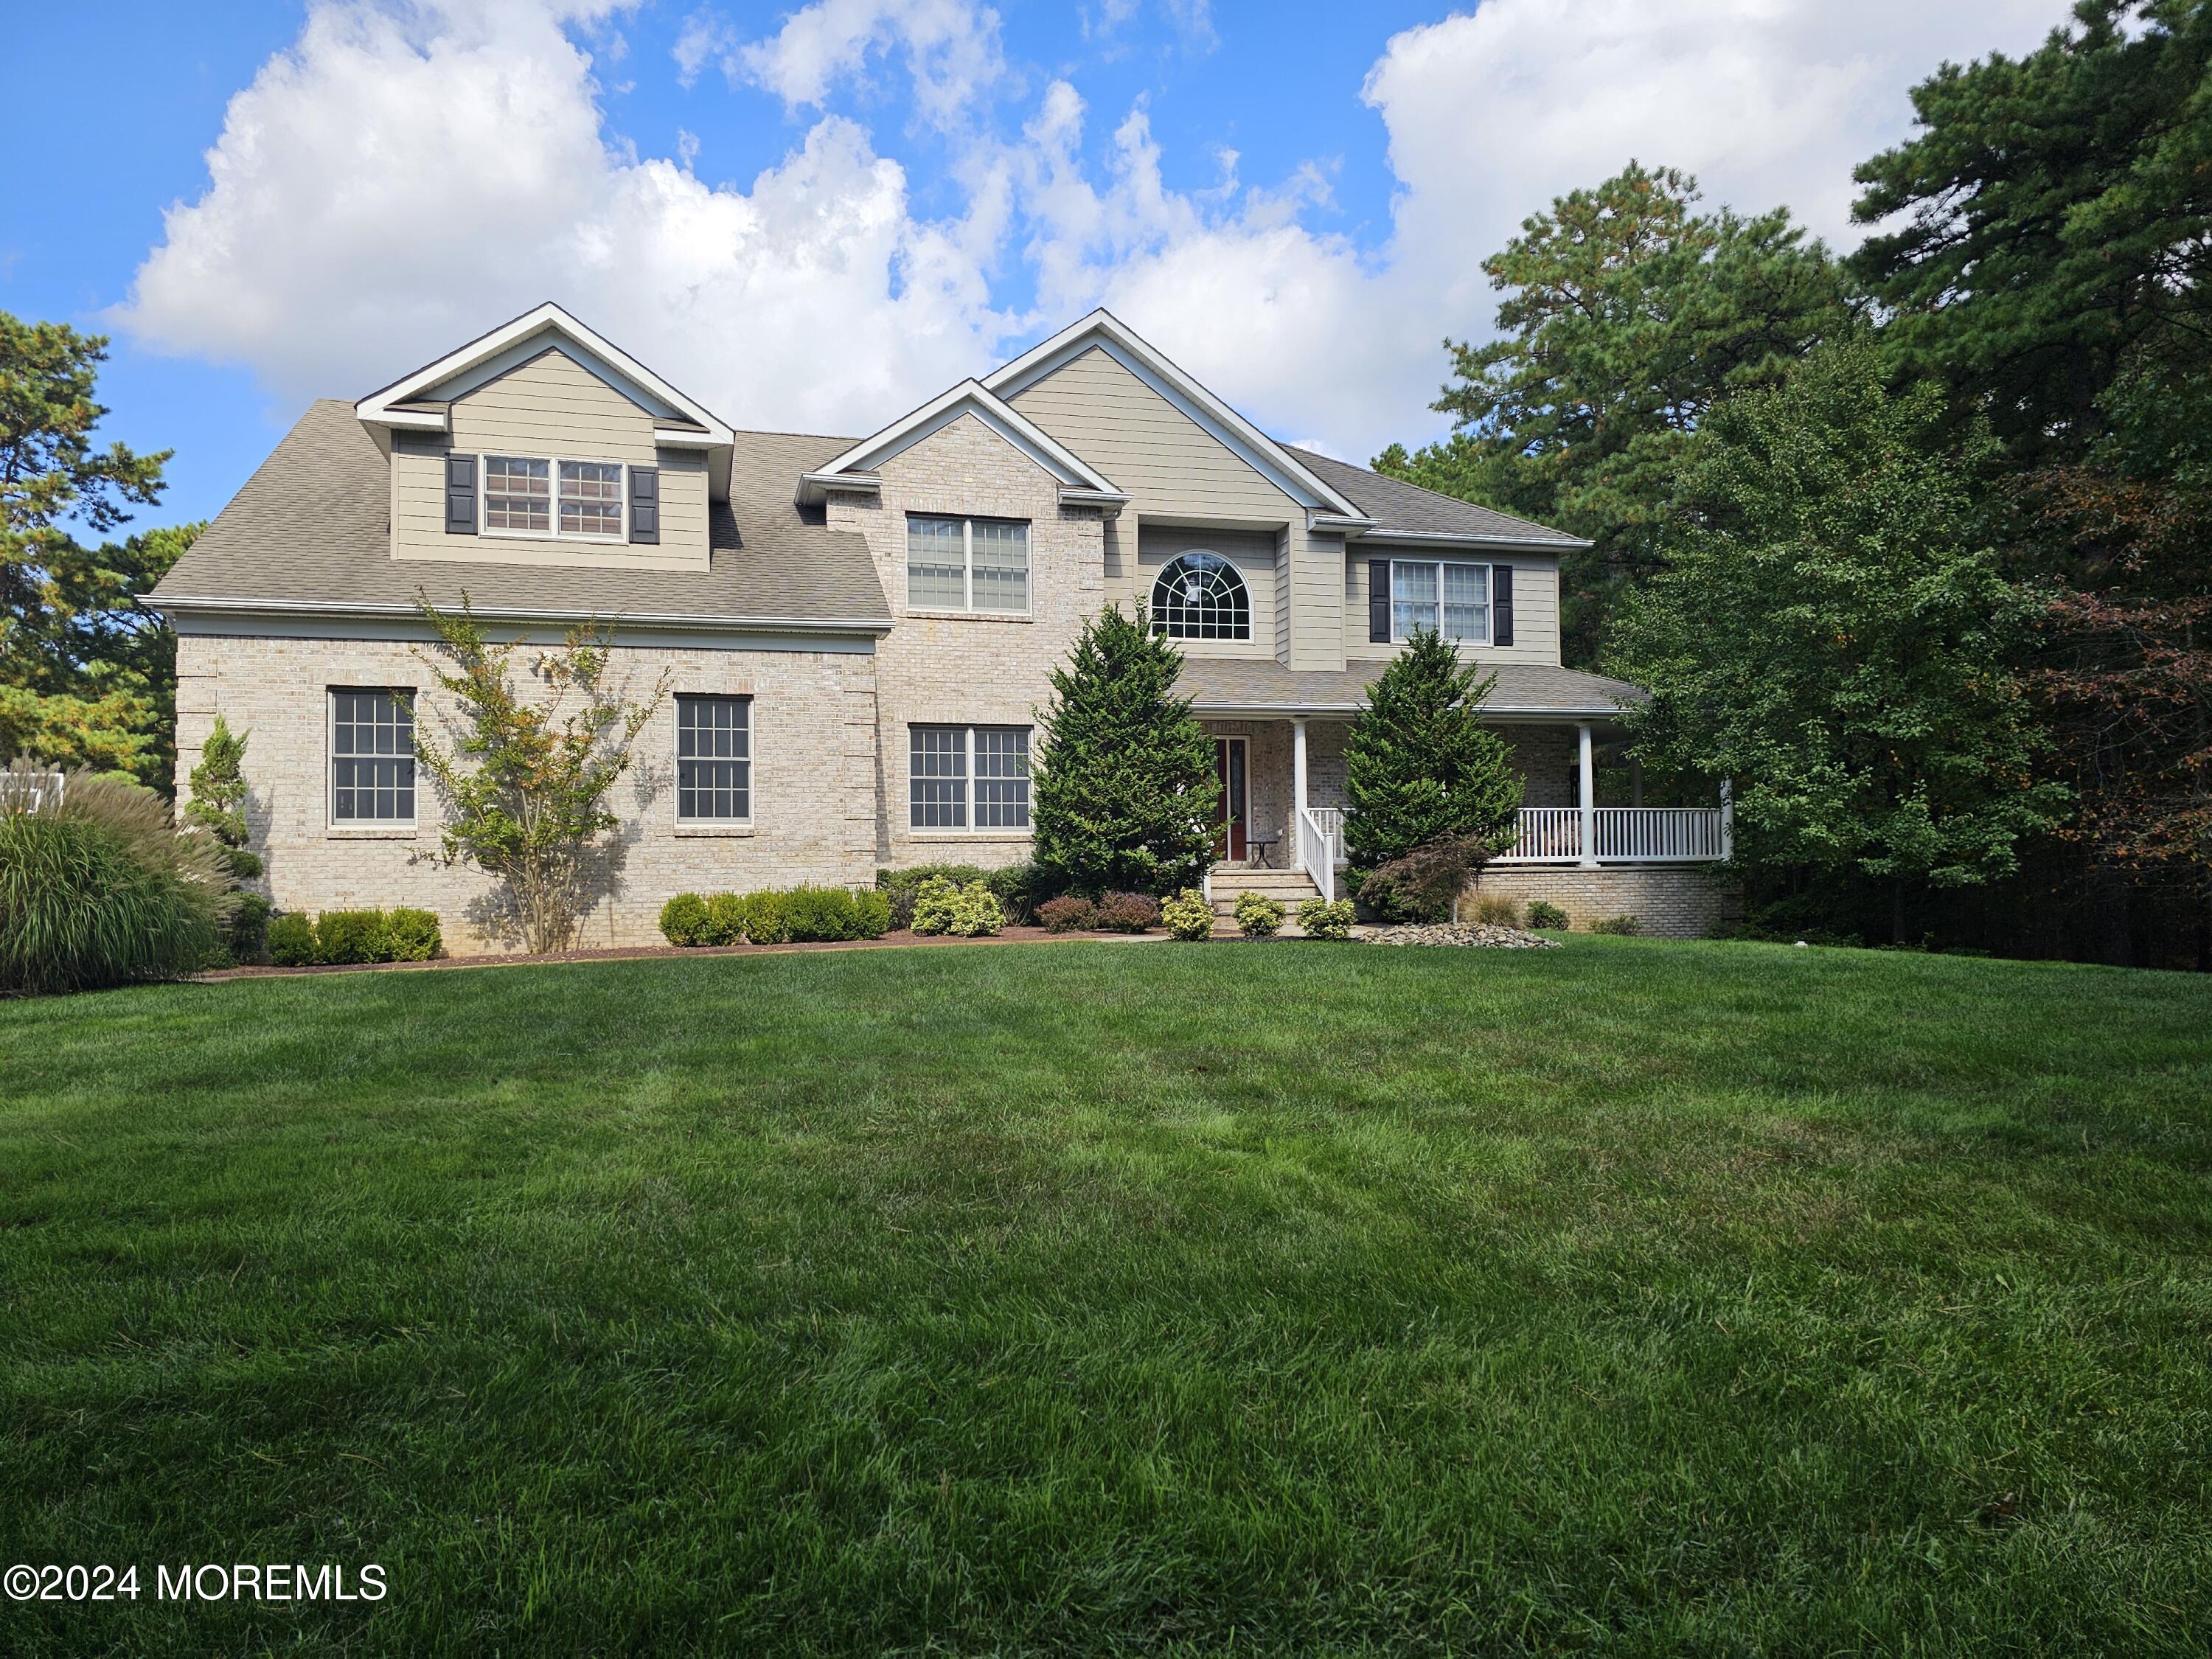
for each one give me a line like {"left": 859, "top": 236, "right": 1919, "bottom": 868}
{"left": 1292, "top": 717, "right": 1309, "bottom": 820}
{"left": 1577, "top": 723, "right": 1598, "bottom": 867}
{"left": 1719, "top": 777, "right": 1735, "bottom": 861}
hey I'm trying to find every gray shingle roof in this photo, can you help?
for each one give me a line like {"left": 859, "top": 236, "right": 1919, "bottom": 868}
{"left": 1177, "top": 656, "right": 1643, "bottom": 717}
{"left": 148, "top": 400, "right": 890, "bottom": 630}
{"left": 1284, "top": 447, "right": 1585, "bottom": 546}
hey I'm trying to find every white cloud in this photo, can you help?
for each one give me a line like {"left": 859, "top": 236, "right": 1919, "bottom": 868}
{"left": 731, "top": 0, "right": 1007, "bottom": 128}
{"left": 119, "top": 0, "right": 2073, "bottom": 469}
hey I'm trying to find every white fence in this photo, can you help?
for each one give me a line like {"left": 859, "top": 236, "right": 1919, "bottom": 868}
{"left": 1492, "top": 805, "right": 1728, "bottom": 864}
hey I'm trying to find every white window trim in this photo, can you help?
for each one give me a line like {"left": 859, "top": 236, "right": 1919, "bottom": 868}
{"left": 327, "top": 686, "right": 418, "bottom": 833}
{"left": 1389, "top": 558, "right": 1492, "bottom": 647}
{"left": 910, "top": 723, "right": 1032, "bottom": 835}
{"left": 480, "top": 455, "right": 628, "bottom": 544}
{"left": 673, "top": 694, "right": 754, "bottom": 830}
{"left": 905, "top": 514, "right": 1032, "bottom": 618}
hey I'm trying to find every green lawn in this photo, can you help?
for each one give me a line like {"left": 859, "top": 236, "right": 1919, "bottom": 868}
{"left": 4, "top": 937, "right": 2210, "bottom": 1655}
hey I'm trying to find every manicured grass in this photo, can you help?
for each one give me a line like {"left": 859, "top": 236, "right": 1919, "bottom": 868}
{"left": 4, "top": 936, "right": 2210, "bottom": 1655}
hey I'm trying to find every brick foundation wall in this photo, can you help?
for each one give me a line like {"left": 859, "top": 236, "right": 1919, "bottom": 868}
{"left": 1470, "top": 864, "right": 1742, "bottom": 939}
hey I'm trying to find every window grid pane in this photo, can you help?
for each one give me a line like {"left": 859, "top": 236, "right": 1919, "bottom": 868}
{"left": 970, "top": 521, "right": 1029, "bottom": 613}
{"left": 1441, "top": 562, "right": 1489, "bottom": 643}
{"left": 676, "top": 695, "right": 751, "bottom": 821}
{"left": 484, "top": 456, "right": 551, "bottom": 532}
{"left": 1152, "top": 552, "right": 1251, "bottom": 640}
{"left": 1393, "top": 561, "right": 1440, "bottom": 640}
{"left": 907, "top": 516, "right": 967, "bottom": 610}
{"left": 559, "top": 461, "right": 625, "bottom": 537}
{"left": 909, "top": 726, "right": 968, "bottom": 828}
{"left": 974, "top": 726, "right": 1031, "bottom": 827}
{"left": 331, "top": 689, "right": 415, "bottom": 821}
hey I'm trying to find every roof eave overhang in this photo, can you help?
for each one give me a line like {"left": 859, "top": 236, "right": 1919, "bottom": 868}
{"left": 796, "top": 470, "right": 882, "bottom": 506}
{"left": 802, "top": 379, "right": 1124, "bottom": 505}
{"left": 1189, "top": 698, "right": 1639, "bottom": 720}
{"left": 1358, "top": 528, "right": 1593, "bottom": 552}
{"left": 142, "top": 593, "right": 892, "bottom": 636}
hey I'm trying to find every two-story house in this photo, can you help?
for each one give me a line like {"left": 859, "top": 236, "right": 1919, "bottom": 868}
{"left": 148, "top": 304, "right": 1735, "bottom": 949}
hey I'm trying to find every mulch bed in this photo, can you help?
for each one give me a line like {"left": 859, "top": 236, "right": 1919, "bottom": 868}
{"left": 198, "top": 926, "right": 1167, "bottom": 982}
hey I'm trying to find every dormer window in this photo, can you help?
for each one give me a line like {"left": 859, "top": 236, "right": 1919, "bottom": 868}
{"left": 471, "top": 456, "right": 626, "bottom": 541}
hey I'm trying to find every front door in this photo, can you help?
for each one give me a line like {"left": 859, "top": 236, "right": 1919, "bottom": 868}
{"left": 1214, "top": 737, "right": 1248, "bottom": 862}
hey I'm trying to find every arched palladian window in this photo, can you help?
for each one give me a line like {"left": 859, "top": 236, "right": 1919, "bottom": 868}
{"left": 1150, "top": 552, "right": 1251, "bottom": 641}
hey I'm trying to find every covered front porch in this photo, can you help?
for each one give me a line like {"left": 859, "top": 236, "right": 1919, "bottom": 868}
{"left": 1181, "top": 659, "right": 1732, "bottom": 912}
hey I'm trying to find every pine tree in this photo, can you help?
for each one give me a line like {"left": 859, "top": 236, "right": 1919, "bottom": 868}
{"left": 1343, "top": 631, "right": 1524, "bottom": 908}
{"left": 183, "top": 714, "right": 261, "bottom": 879}
{"left": 1032, "top": 607, "right": 1219, "bottom": 896}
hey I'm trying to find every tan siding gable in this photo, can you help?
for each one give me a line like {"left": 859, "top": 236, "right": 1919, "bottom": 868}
{"left": 1006, "top": 346, "right": 1298, "bottom": 525}
{"left": 450, "top": 349, "right": 658, "bottom": 462}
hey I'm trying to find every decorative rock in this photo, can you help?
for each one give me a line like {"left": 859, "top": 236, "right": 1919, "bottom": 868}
{"left": 1357, "top": 922, "right": 1560, "bottom": 950}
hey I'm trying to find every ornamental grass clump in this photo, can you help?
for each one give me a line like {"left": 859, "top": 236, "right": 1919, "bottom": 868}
{"left": 1234, "top": 891, "right": 1285, "bottom": 939}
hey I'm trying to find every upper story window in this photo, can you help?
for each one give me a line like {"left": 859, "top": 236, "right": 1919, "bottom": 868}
{"left": 1152, "top": 552, "right": 1250, "bottom": 641}
{"left": 330, "top": 688, "right": 415, "bottom": 824}
{"left": 906, "top": 515, "right": 1029, "bottom": 614}
{"left": 1391, "top": 560, "right": 1490, "bottom": 644}
{"left": 675, "top": 694, "right": 750, "bottom": 823}
{"left": 475, "top": 456, "right": 625, "bottom": 541}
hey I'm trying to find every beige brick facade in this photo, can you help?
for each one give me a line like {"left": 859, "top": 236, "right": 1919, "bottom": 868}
{"left": 1470, "top": 864, "right": 1743, "bottom": 939}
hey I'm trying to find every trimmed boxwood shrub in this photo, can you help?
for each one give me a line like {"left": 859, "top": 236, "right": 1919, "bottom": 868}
{"left": 1593, "top": 913, "right": 1643, "bottom": 936}
{"left": 1234, "top": 891, "right": 1285, "bottom": 939}
{"left": 315, "top": 909, "right": 392, "bottom": 965}
{"left": 704, "top": 891, "right": 751, "bottom": 946}
{"left": 1526, "top": 900, "right": 1570, "bottom": 932}
{"left": 1093, "top": 891, "right": 1160, "bottom": 933}
{"left": 1161, "top": 889, "right": 1215, "bottom": 941}
{"left": 1037, "top": 895, "right": 1097, "bottom": 933}
{"left": 660, "top": 892, "right": 710, "bottom": 947}
{"left": 384, "top": 908, "right": 443, "bottom": 961}
{"left": 1295, "top": 898, "right": 1356, "bottom": 941}
{"left": 266, "top": 913, "right": 316, "bottom": 966}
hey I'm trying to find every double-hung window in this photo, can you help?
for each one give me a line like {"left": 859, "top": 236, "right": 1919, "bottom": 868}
{"left": 906, "top": 515, "right": 1029, "bottom": 614}
{"left": 1390, "top": 559, "right": 1491, "bottom": 644}
{"left": 479, "top": 456, "right": 625, "bottom": 540}
{"left": 910, "top": 725, "right": 1030, "bottom": 830}
{"left": 330, "top": 689, "right": 415, "bottom": 824}
{"left": 676, "top": 695, "right": 751, "bottom": 822}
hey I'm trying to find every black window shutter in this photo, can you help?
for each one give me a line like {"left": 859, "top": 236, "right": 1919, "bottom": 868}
{"left": 1368, "top": 559, "right": 1391, "bottom": 643}
{"left": 1492, "top": 563, "right": 1514, "bottom": 645}
{"left": 445, "top": 453, "right": 477, "bottom": 535}
{"left": 629, "top": 465, "right": 660, "bottom": 545}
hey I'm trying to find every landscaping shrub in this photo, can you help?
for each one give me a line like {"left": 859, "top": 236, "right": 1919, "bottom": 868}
{"left": 266, "top": 912, "right": 317, "bottom": 967}
{"left": 911, "top": 876, "right": 1004, "bottom": 936}
{"left": 1526, "top": 900, "right": 1571, "bottom": 931}
{"left": 316, "top": 909, "right": 393, "bottom": 965}
{"left": 227, "top": 891, "right": 273, "bottom": 964}
{"left": 660, "top": 892, "right": 711, "bottom": 947}
{"left": 853, "top": 888, "right": 894, "bottom": 939}
{"left": 1593, "top": 914, "right": 1644, "bottom": 936}
{"left": 1161, "top": 888, "right": 1215, "bottom": 941}
{"left": 985, "top": 860, "right": 1056, "bottom": 926}
{"left": 1234, "top": 891, "right": 1285, "bottom": 939}
{"left": 877, "top": 863, "right": 990, "bottom": 930}
{"left": 1296, "top": 898, "right": 1356, "bottom": 940}
{"left": 1470, "top": 892, "right": 1523, "bottom": 927}
{"left": 1037, "top": 895, "right": 1098, "bottom": 933}
{"left": 704, "top": 891, "right": 751, "bottom": 946}
{"left": 384, "top": 908, "right": 444, "bottom": 961}
{"left": 1093, "top": 891, "right": 1160, "bottom": 933}
{"left": 0, "top": 812, "right": 226, "bottom": 995}
{"left": 776, "top": 885, "right": 891, "bottom": 942}
{"left": 734, "top": 891, "right": 789, "bottom": 946}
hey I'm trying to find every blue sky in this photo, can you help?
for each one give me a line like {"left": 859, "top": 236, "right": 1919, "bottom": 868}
{"left": 4, "top": 0, "right": 2068, "bottom": 534}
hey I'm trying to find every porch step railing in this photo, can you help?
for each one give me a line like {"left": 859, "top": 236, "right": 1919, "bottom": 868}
{"left": 1295, "top": 807, "right": 1336, "bottom": 905}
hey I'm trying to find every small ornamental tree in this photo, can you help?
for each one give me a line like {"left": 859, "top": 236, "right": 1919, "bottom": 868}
{"left": 182, "top": 714, "right": 260, "bottom": 878}
{"left": 1032, "top": 606, "right": 1219, "bottom": 896}
{"left": 412, "top": 596, "right": 669, "bottom": 953}
{"left": 1343, "top": 630, "right": 1524, "bottom": 919}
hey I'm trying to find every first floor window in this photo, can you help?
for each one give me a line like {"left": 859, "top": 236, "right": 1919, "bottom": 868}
{"left": 677, "top": 695, "right": 751, "bottom": 821}
{"left": 1391, "top": 559, "right": 1490, "bottom": 644}
{"left": 906, "top": 515, "right": 1030, "bottom": 613}
{"left": 330, "top": 688, "right": 415, "bottom": 822}
{"left": 911, "top": 724, "right": 1029, "bottom": 829}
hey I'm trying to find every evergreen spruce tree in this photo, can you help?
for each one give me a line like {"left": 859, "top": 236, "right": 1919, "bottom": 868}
{"left": 1032, "top": 607, "right": 1219, "bottom": 895}
{"left": 183, "top": 714, "right": 261, "bottom": 879}
{"left": 1343, "top": 631, "right": 1524, "bottom": 914}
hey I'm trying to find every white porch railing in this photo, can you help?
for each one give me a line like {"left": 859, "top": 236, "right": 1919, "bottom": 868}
{"left": 1491, "top": 805, "right": 1728, "bottom": 864}
{"left": 1295, "top": 807, "right": 1336, "bottom": 903}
